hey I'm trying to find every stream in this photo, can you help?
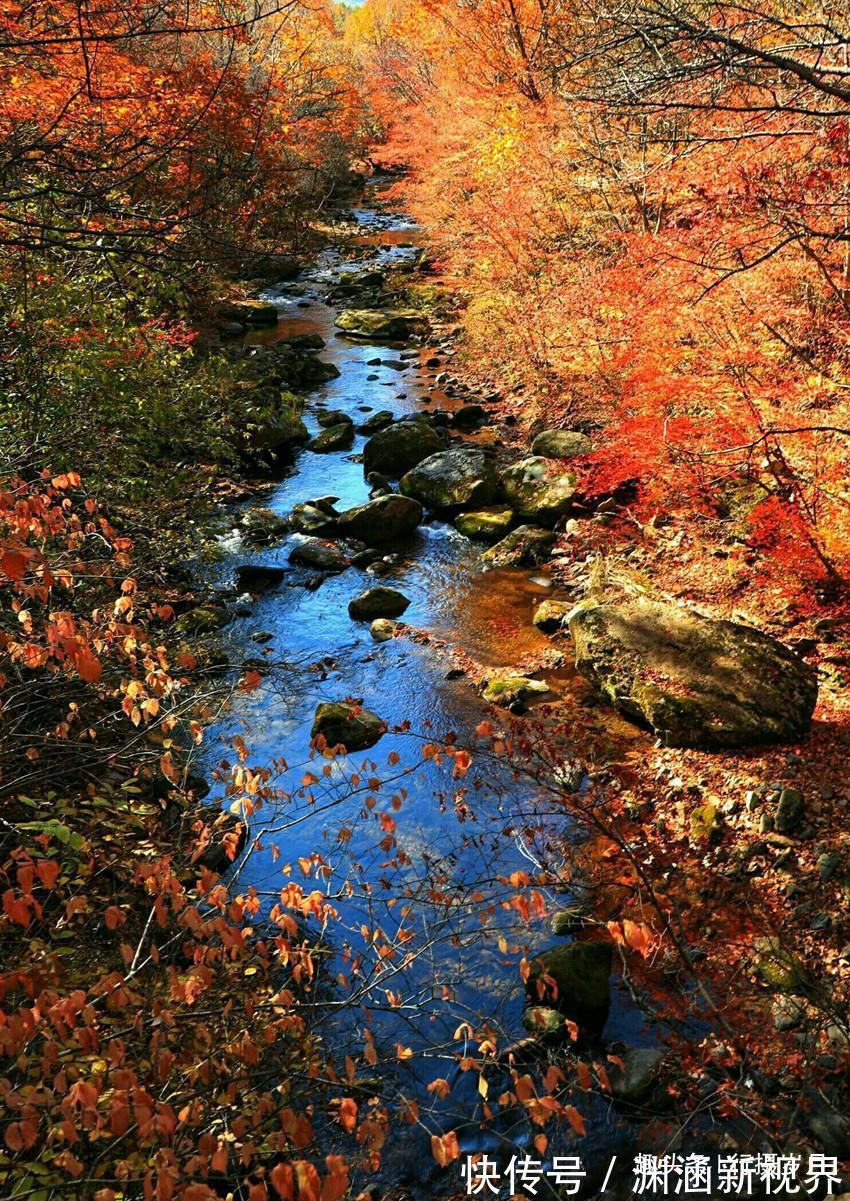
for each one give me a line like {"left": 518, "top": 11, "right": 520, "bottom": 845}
{"left": 205, "top": 181, "right": 654, "bottom": 1194}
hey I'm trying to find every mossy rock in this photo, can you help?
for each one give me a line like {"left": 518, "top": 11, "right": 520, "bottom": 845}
{"left": 240, "top": 506, "right": 289, "bottom": 545}
{"left": 569, "top": 598, "right": 818, "bottom": 749}
{"left": 316, "top": 409, "right": 353, "bottom": 428}
{"left": 363, "top": 419, "right": 443, "bottom": 477}
{"left": 309, "top": 423, "right": 355, "bottom": 453}
{"left": 247, "top": 410, "right": 309, "bottom": 456}
{"left": 500, "top": 456, "right": 579, "bottom": 525}
{"left": 336, "top": 494, "right": 423, "bottom": 544}
{"left": 530, "top": 429, "right": 592, "bottom": 459}
{"left": 754, "top": 936, "right": 812, "bottom": 994}
{"left": 481, "top": 525, "right": 555, "bottom": 568}
{"left": 454, "top": 507, "right": 514, "bottom": 543}
{"left": 176, "top": 606, "right": 230, "bottom": 634}
{"left": 399, "top": 447, "right": 500, "bottom": 511}
{"left": 288, "top": 502, "right": 338, "bottom": 536}
{"left": 217, "top": 298, "right": 279, "bottom": 325}
{"left": 532, "top": 599, "right": 572, "bottom": 633}
{"left": 525, "top": 941, "right": 612, "bottom": 1024}
{"left": 482, "top": 675, "right": 550, "bottom": 706}
{"left": 522, "top": 1007, "right": 567, "bottom": 1037}
{"left": 335, "top": 308, "right": 429, "bottom": 341}
{"left": 288, "top": 538, "right": 348, "bottom": 573}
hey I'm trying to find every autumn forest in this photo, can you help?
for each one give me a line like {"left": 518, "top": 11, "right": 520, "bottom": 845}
{"left": 2, "top": 1, "right": 850, "bottom": 1198}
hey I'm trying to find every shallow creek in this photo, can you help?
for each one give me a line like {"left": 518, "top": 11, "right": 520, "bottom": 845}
{"left": 205, "top": 182, "right": 654, "bottom": 1192}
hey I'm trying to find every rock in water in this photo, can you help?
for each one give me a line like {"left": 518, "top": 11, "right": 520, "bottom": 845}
{"left": 454, "top": 507, "right": 514, "bottom": 542}
{"left": 568, "top": 599, "right": 818, "bottom": 749}
{"left": 363, "top": 419, "right": 443, "bottom": 476}
{"left": 356, "top": 410, "right": 394, "bottom": 434}
{"left": 239, "top": 506, "right": 289, "bottom": 545}
{"left": 532, "top": 599, "right": 572, "bottom": 633}
{"left": 309, "top": 423, "right": 355, "bottom": 453}
{"left": 335, "top": 309, "right": 428, "bottom": 341}
{"left": 176, "top": 606, "right": 231, "bottom": 634}
{"left": 400, "top": 447, "right": 500, "bottom": 511}
{"left": 530, "top": 429, "right": 592, "bottom": 458}
{"left": 482, "top": 525, "right": 555, "bottom": 567}
{"left": 525, "top": 942, "right": 612, "bottom": 1028}
{"left": 235, "top": 564, "right": 287, "bottom": 591}
{"left": 500, "top": 456, "right": 578, "bottom": 524}
{"left": 288, "top": 539, "right": 348, "bottom": 573}
{"left": 348, "top": 587, "right": 411, "bottom": 620}
{"left": 336, "top": 494, "right": 423, "bottom": 544}
{"left": 609, "top": 1048, "right": 664, "bottom": 1105}
{"left": 288, "top": 502, "right": 338, "bottom": 535}
{"left": 311, "top": 702, "right": 386, "bottom": 751}
{"left": 316, "top": 409, "right": 353, "bottom": 428}
{"left": 370, "top": 618, "right": 401, "bottom": 642}
{"left": 482, "top": 675, "right": 550, "bottom": 706}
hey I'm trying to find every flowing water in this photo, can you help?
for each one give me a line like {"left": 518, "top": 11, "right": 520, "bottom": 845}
{"left": 205, "top": 182, "right": 654, "bottom": 1193}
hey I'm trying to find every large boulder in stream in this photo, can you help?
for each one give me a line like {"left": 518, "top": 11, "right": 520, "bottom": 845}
{"left": 362, "top": 419, "right": 444, "bottom": 477}
{"left": 569, "top": 598, "right": 818, "bottom": 749}
{"left": 526, "top": 941, "right": 612, "bottom": 1028}
{"left": 335, "top": 309, "right": 428, "bottom": 341}
{"left": 336, "top": 494, "right": 423, "bottom": 544}
{"left": 311, "top": 702, "right": 386, "bottom": 751}
{"left": 399, "top": 447, "right": 501, "bottom": 511}
{"left": 500, "top": 456, "right": 578, "bottom": 525}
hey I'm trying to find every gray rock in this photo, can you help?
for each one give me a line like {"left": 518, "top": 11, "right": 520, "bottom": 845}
{"left": 400, "top": 447, "right": 501, "bottom": 511}
{"left": 349, "top": 587, "right": 411, "bottom": 620}
{"left": 336, "top": 494, "right": 423, "bottom": 544}
{"left": 609, "top": 1048, "right": 664, "bottom": 1105}
{"left": 530, "top": 429, "right": 592, "bottom": 458}
{"left": 500, "top": 456, "right": 579, "bottom": 525}
{"left": 774, "top": 788, "right": 805, "bottom": 835}
{"left": 450, "top": 403, "right": 488, "bottom": 430}
{"left": 569, "top": 599, "right": 818, "bottom": 749}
